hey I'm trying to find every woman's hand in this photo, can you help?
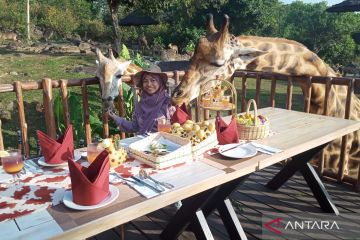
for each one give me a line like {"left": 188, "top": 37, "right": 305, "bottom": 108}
{"left": 107, "top": 110, "right": 117, "bottom": 120}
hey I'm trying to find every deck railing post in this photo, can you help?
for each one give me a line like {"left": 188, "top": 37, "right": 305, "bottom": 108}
{"left": 42, "top": 78, "right": 56, "bottom": 139}
{"left": 0, "top": 120, "right": 3, "bottom": 150}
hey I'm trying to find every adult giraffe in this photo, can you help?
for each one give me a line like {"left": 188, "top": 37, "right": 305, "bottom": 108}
{"left": 172, "top": 14, "right": 360, "bottom": 178}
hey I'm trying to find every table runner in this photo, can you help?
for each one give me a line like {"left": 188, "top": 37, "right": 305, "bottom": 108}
{"left": 0, "top": 157, "right": 187, "bottom": 222}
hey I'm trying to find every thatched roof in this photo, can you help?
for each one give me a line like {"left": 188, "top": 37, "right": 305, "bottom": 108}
{"left": 119, "top": 11, "right": 159, "bottom": 26}
{"left": 326, "top": 0, "right": 360, "bottom": 12}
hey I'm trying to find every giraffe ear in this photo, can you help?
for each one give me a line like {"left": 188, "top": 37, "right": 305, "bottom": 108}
{"left": 119, "top": 61, "right": 131, "bottom": 74}
{"left": 237, "top": 48, "right": 267, "bottom": 62}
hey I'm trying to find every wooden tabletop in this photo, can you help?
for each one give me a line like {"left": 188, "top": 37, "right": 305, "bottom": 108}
{"left": 2, "top": 107, "right": 360, "bottom": 240}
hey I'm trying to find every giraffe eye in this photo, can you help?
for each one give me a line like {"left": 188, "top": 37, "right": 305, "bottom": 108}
{"left": 116, "top": 74, "right": 122, "bottom": 78}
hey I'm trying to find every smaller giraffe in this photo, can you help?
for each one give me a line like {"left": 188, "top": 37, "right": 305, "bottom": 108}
{"left": 95, "top": 48, "right": 141, "bottom": 111}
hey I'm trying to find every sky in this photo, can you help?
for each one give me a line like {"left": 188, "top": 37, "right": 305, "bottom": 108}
{"left": 281, "top": 0, "right": 343, "bottom": 5}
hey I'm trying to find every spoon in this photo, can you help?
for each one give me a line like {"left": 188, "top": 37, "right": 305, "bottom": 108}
{"left": 139, "top": 169, "right": 174, "bottom": 189}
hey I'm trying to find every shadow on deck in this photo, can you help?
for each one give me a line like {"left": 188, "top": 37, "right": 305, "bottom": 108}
{"left": 90, "top": 164, "right": 360, "bottom": 240}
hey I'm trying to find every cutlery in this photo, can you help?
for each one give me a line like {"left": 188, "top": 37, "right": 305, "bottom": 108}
{"left": 131, "top": 176, "right": 165, "bottom": 193}
{"left": 110, "top": 173, "right": 137, "bottom": 184}
{"left": 250, "top": 142, "right": 281, "bottom": 154}
{"left": 139, "top": 169, "right": 174, "bottom": 189}
{"left": 220, "top": 144, "right": 244, "bottom": 153}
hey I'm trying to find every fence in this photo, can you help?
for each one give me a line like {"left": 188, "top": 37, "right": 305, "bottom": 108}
{"left": 0, "top": 70, "right": 359, "bottom": 189}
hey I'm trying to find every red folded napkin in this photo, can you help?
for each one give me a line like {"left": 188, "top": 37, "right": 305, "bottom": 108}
{"left": 171, "top": 103, "right": 191, "bottom": 125}
{"left": 36, "top": 125, "right": 74, "bottom": 164}
{"left": 215, "top": 114, "right": 239, "bottom": 145}
{"left": 68, "top": 150, "right": 110, "bottom": 206}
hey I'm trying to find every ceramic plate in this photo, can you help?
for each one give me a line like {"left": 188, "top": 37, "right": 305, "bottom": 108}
{"left": 63, "top": 185, "right": 119, "bottom": 210}
{"left": 37, "top": 152, "right": 81, "bottom": 167}
{"left": 218, "top": 143, "right": 257, "bottom": 159}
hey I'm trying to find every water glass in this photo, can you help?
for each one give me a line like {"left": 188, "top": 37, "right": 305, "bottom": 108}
{"left": 1, "top": 149, "right": 24, "bottom": 186}
{"left": 157, "top": 118, "right": 171, "bottom": 133}
{"left": 87, "top": 143, "right": 104, "bottom": 163}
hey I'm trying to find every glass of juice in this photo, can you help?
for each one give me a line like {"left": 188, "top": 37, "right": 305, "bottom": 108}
{"left": 1, "top": 149, "right": 24, "bottom": 187}
{"left": 222, "top": 95, "right": 230, "bottom": 107}
{"left": 87, "top": 143, "right": 104, "bottom": 164}
{"left": 202, "top": 95, "right": 212, "bottom": 107}
{"left": 157, "top": 118, "right": 171, "bottom": 133}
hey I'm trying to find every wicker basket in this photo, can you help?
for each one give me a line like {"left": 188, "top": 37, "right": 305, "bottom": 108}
{"left": 237, "top": 99, "right": 269, "bottom": 140}
{"left": 129, "top": 132, "right": 192, "bottom": 169}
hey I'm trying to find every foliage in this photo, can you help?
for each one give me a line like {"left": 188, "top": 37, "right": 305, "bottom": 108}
{"left": 133, "top": 52, "right": 149, "bottom": 69}
{"left": 152, "top": 36, "right": 165, "bottom": 49}
{"left": 184, "top": 42, "right": 195, "bottom": 54}
{"left": 120, "top": 44, "right": 131, "bottom": 60}
{"left": 121, "top": 83, "right": 135, "bottom": 120}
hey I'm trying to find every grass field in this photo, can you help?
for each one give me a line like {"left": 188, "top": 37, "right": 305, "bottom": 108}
{"left": 0, "top": 48, "right": 305, "bottom": 155}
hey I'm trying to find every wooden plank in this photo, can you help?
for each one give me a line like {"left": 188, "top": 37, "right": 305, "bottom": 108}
{"left": 0, "top": 119, "right": 3, "bottom": 150}
{"left": 42, "top": 78, "right": 56, "bottom": 139}
{"left": 60, "top": 79, "right": 71, "bottom": 127}
{"left": 14, "top": 81, "right": 29, "bottom": 157}
{"left": 81, "top": 79, "right": 91, "bottom": 145}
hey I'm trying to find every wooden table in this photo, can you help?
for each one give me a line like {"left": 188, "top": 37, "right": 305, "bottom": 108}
{"left": 2, "top": 108, "right": 360, "bottom": 240}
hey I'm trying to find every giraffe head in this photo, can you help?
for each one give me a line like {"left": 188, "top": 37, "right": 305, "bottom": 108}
{"left": 172, "top": 14, "right": 266, "bottom": 106}
{"left": 95, "top": 48, "right": 131, "bottom": 111}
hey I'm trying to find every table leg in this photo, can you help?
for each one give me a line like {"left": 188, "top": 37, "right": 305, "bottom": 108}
{"left": 159, "top": 187, "right": 219, "bottom": 240}
{"left": 266, "top": 143, "right": 339, "bottom": 214}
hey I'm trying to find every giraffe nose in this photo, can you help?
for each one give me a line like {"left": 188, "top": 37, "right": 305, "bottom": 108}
{"left": 102, "top": 96, "right": 113, "bottom": 102}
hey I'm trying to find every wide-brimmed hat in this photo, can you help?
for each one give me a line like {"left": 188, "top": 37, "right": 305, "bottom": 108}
{"left": 133, "top": 64, "right": 168, "bottom": 87}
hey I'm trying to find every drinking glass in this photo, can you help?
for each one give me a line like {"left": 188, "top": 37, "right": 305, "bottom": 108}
{"left": 1, "top": 149, "right": 24, "bottom": 186}
{"left": 87, "top": 143, "right": 104, "bottom": 164}
{"left": 222, "top": 95, "right": 230, "bottom": 107}
{"left": 157, "top": 118, "right": 171, "bottom": 133}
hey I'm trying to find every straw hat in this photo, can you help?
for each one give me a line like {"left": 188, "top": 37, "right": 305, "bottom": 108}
{"left": 133, "top": 64, "right": 168, "bottom": 87}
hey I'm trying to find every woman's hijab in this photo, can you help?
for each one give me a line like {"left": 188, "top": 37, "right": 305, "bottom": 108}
{"left": 135, "top": 74, "right": 170, "bottom": 134}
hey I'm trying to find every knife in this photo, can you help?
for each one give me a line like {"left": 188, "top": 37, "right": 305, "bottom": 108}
{"left": 220, "top": 144, "right": 244, "bottom": 153}
{"left": 131, "top": 176, "right": 165, "bottom": 193}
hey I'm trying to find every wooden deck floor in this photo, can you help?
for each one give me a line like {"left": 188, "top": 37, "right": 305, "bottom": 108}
{"left": 90, "top": 164, "right": 360, "bottom": 240}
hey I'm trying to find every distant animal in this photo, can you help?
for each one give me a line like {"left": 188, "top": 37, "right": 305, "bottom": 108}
{"left": 138, "top": 35, "right": 149, "bottom": 51}
{"left": 0, "top": 32, "right": 17, "bottom": 41}
{"left": 168, "top": 43, "right": 178, "bottom": 54}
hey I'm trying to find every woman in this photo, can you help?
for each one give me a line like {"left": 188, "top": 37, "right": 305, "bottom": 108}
{"left": 108, "top": 67, "right": 174, "bottom": 134}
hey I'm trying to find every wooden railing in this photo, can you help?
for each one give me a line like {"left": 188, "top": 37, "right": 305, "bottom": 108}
{"left": 0, "top": 70, "right": 359, "bottom": 189}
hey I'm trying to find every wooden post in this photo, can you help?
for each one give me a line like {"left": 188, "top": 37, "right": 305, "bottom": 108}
{"left": 270, "top": 76, "right": 276, "bottom": 108}
{"left": 14, "top": 81, "right": 30, "bottom": 157}
{"left": 337, "top": 78, "right": 354, "bottom": 182}
{"left": 241, "top": 74, "right": 247, "bottom": 113}
{"left": 42, "top": 78, "right": 56, "bottom": 139}
{"left": 81, "top": 80, "right": 92, "bottom": 145}
{"left": 0, "top": 120, "right": 4, "bottom": 151}
{"left": 286, "top": 76, "right": 293, "bottom": 110}
{"left": 117, "top": 83, "right": 126, "bottom": 139}
{"left": 60, "top": 80, "right": 71, "bottom": 127}
{"left": 303, "top": 77, "right": 312, "bottom": 113}
{"left": 323, "top": 77, "right": 332, "bottom": 116}
{"left": 255, "top": 74, "right": 261, "bottom": 107}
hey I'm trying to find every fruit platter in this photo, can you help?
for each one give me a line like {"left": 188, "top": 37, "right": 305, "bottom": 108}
{"left": 170, "top": 119, "right": 218, "bottom": 155}
{"left": 236, "top": 99, "right": 269, "bottom": 140}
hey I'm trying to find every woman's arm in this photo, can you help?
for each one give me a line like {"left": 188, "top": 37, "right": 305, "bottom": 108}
{"left": 108, "top": 111, "right": 140, "bottom": 133}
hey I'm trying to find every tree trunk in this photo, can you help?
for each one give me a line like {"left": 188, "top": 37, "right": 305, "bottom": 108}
{"left": 109, "top": 4, "right": 121, "bottom": 55}
{"left": 27, "top": 0, "right": 30, "bottom": 40}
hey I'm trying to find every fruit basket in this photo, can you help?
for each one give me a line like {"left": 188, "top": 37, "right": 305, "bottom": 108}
{"left": 197, "top": 79, "right": 237, "bottom": 115}
{"left": 236, "top": 99, "right": 269, "bottom": 140}
{"left": 128, "top": 132, "right": 192, "bottom": 169}
{"left": 170, "top": 120, "right": 218, "bottom": 156}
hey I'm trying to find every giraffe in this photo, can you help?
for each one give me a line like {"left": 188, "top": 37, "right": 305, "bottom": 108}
{"left": 95, "top": 48, "right": 142, "bottom": 111}
{"left": 172, "top": 14, "right": 360, "bottom": 178}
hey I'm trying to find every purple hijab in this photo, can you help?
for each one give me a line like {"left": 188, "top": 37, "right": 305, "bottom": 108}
{"left": 135, "top": 76, "right": 170, "bottom": 134}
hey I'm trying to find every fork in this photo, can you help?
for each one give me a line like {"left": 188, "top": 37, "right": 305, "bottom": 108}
{"left": 139, "top": 169, "right": 174, "bottom": 189}
{"left": 110, "top": 172, "right": 137, "bottom": 184}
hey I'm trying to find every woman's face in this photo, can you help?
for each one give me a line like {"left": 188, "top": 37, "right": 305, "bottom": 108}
{"left": 142, "top": 74, "right": 161, "bottom": 95}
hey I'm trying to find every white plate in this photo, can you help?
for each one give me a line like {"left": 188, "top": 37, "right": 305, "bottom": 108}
{"left": 37, "top": 152, "right": 81, "bottom": 167}
{"left": 63, "top": 185, "right": 119, "bottom": 210}
{"left": 218, "top": 143, "right": 257, "bottom": 159}
{"left": 81, "top": 152, "right": 87, "bottom": 158}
